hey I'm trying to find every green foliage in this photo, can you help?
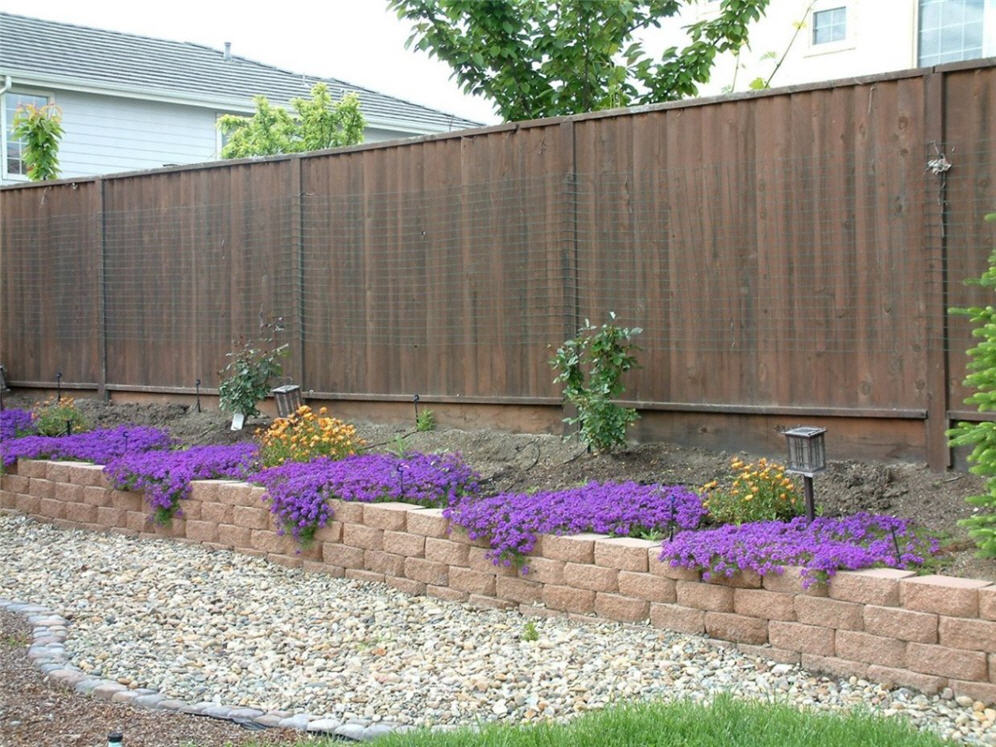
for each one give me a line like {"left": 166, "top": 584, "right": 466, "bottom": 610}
{"left": 702, "top": 457, "right": 804, "bottom": 525}
{"left": 33, "top": 396, "right": 89, "bottom": 436}
{"left": 416, "top": 408, "right": 436, "bottom": 432}
{"left": 11, "top": 103, "right": 64, "bottom": 181}
{"left": 389, "top": 0, "right": 770, "bottom": 121}
{"left": 369, "top": 692, "right": 948, "bottom": 747}
{"left": 218, "top": 83, "right": 364, "bottom": 158}
{"left": 551, "top": 313, "right": 641, "bottom": 453}
{"left": 947, "top": 212, "right": 996, "bottom": 557}
{"left": 520, "top": 620, "right": 539, "bottom": 642}
{"left": 217, "top": 320, "right": 289, "bottom": 418}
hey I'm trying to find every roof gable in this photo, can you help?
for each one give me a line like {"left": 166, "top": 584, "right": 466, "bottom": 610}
{"left": 0, "top": 11, "right": 481, "bottom": 133}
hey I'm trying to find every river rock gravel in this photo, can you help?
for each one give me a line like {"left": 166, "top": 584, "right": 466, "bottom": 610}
{"left": 0, "top": 513, "right": 993, "bottom": 744}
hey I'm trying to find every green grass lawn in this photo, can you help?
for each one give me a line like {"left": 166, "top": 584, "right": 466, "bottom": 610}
{"left": 232, "top": 694, "right": 953, "bottom": 747}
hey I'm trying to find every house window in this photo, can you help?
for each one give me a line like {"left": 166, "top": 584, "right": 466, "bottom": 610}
{"left": 3, "top": 92, "right": 50, "bottom": 177}
{"left": 812, "top": 7, "right": 847, "bottom": 44}
{"left": 918, "top": 0, "right": 992, "bottom": 66}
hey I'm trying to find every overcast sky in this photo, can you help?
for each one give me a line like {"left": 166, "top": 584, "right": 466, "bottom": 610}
{"left": 0, "top": 0, "right": 503, "bottom": 125}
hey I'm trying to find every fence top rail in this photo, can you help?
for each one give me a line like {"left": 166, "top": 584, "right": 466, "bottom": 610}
{"left": 2, "top": 57, "right": 993, "bottom": 195}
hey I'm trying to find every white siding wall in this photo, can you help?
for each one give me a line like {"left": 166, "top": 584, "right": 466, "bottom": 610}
{"left": 1, "top": 89, "right": 431, "bottom": 185}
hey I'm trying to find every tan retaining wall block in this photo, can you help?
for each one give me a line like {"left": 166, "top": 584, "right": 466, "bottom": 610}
{"left": 539, "top": 533, "right": 602, "bottom": 564}
{"left": 405, "top": 508, "right": 449, "bottom": 538}
{"left": 404, "top": 557, "right": 449, "bottom": 585}
{"left": 29, "top": 478, "right": 54, "bottom": 501}
{"left": 96, "top": 506, "right": 124, "bottom": 527}
{"left": 542, "top": 585, "right": 596, "bottom": 614}
{"left": 649, "top": 603, "right": 705, "bottom": 634}
{"left": 863, "top": 605, "right": 937, "bottom": 643}
{"left": 593, "top": 537, "right": 656, "bottom": 572}
{"left": 980, "top": 588, "right": 996, "bottom": 622}
{"left": 232, "top": 505, "right": 270, "bottom": 531}
{"left": 762, "top": 566, "right": 828, "bottom": 596}
{"left": 835, "top": 630, "right": 906, "bottom": 668}
{"left": 523, "top": 557, "right": 565, "bottom": 585}
{"left": 217, "top": 524, "right": 252, "bottom": 549}
{"left": 676, "top": 581, "right": 733, "bottom": 612}
{"left": 323, "top": 543, "right": 365, "bottom": 569}
{"left": 363, "top": 502, "right": 411, "bottom": 531}
{"left": 947, "top": 679, "right": 996, "bottom": 706}
{"left": 768, "top": 621, "right": 835, "bottom": 656}
{"left": 81, "top": 485, "right": 110, "bottom": 507}
{"left": 595, "top": 593, "right": 650, "bottom": 623}
{"left": 38, "top": 498, "right": 66, "bottom": 520}
{"left": 64, "top": 502, "right": 96, "bottom": 524}
{"left": 342, "top": 523, "right": 383, "bottom": 551}
{"left": 383, "top": 530, "right": 425, "bottom": 558}
{"left": 563, "top": 562, "right": 618, "bottom": 592}
{"left": 496, "top": 576, "right": 542, "bottom": 605}
{"left": 795, "top": 596, "right": 863, "bottom": 631}
{"left": 618, "top": 571, "right": 676, "bottom": 603}
{"left": 901, "top": 576, "right": 990, "bottom": 618}
{"left": 364, "top": 550, "right": 406, "bottom": 577}
{"left": 938, "top": 617, "right": 996, "bottom": 653}
{"left": 906, "top": 643, "right": 989, "bottom": 681}
{"left": 425, "top": 538, "right": 470, "bottom": 567}
{"left": 185, "top": 520, "right": 219, "bottom": 543}
{"left": 200, "top": 502, "right": 232, "bottom": 524}
{"left": 704, "top": 612, "right": 768, "bottom": 644}
{"left": 829, "top": 568, "right": 914, "bottom": 606}
{"left": 449, "top": 567, "right": 497, "bottom": 596}
{"left": 733, "top": 588, "right": 795, "bottom": 621}
{"left": 801, "top": 653, "right": 869, "bottom": 681}
{"left": 866, "top": 665, "right": 946, "bottom": 695}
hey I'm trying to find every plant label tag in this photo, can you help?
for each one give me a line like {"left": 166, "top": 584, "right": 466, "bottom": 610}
{"left": 230, "top": 413, "right": 245, "bottom": 431}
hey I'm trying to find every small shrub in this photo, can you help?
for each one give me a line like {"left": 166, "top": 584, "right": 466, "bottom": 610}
{"left": 256, "top": 405, "right": 364, "bottom": 467}
{"left": 551, "top": 313, "right": 641, "bottom": 453}
{"left": 948, "top": 212, "right": 996, "bottom": 556}
{"left": 703, "top": 457, "right": 803, "bottom": 524}
{"left": 218, "top": 319, "right": 288, "bottom": 418}
{"left": 521, "top": 621, "right": 539, "bottom": 642}
{"left": 32, "top": 396, "right": 90, "bottom": 436}
{"left": 416, "top": 408, "right": 436, "bottom": 432}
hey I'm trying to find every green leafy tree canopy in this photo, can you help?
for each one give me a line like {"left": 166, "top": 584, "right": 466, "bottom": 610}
{"left": 218, "top": 83, "right": 365, "bottom": 158}
{"left": 12, "top": 103, "right": 64, "bottom": 181}
{"left": 389, "top": 0, "right": 770, "bottom": 121}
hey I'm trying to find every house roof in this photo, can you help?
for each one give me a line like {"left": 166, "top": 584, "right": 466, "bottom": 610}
{"left": 0, "top": 11, "right": 482, "bottom": 135}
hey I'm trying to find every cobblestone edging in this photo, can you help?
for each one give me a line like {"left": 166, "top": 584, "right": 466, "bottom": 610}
{"left": 0, "top": 598, "right": 410, "bottom": 740}
{"left": 1, "top": 458, "right": 995, "bottom": 709}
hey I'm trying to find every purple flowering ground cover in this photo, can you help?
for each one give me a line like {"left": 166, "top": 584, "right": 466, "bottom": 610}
{"left": 661, "top": 512, "right": 940, "bottom": 587}
{"left": 0, "top": 425, "right": 173, "bottom": 469}
{"left": 0, "top": 409, "right": 35, "bottom": 441}
{"left": 105, "top": 442, "right": 259, "bottom": 522}
{"left": 254, "top": 452, "right": 479, "bottom": 543}
{"left": 443, "top": 482, "right": 707, "bottom": 569}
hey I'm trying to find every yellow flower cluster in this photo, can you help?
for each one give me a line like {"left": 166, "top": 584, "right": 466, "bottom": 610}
{"left": 33, "top": 395, "right": 90, "bottom": 436}
{"left": 256, "top": 405, "right": 365, "bottom": 467}
{"left": 702, "top": 456, "right": 802, "bottom": 525}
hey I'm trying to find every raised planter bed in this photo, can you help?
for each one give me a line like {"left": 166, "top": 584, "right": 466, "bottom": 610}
{"left": 1, "top": 457, "right": 994, "bottom": 706}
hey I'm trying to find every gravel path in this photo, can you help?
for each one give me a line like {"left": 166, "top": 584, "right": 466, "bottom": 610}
{"left": 1, "top": 514, "right": 993, "bottom": 744}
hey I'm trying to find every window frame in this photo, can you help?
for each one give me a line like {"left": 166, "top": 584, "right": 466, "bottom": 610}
{"left": 917, "top": 0, "right": 995, "bottom": 68}
{"left": 2, "top": 89, "right": 54, "bottom": 181}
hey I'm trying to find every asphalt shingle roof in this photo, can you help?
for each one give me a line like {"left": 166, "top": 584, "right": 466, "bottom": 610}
{"left": 0, "top": 11, "right": 481, "bottom": 133}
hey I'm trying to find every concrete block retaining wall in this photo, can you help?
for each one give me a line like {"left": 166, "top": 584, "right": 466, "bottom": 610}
{"left": 2, "top": 458, "right": 995, "bottom": 706}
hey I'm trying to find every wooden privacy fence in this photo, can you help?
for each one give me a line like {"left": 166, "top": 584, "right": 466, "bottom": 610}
{"left": 2, "top": 60, "right": 995, "bottom": 468}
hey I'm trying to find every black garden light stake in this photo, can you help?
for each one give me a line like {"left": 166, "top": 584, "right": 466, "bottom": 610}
{"left": 784, "top": 426, "right": 827, "bottom": 523}
{"left": 56, "top": 370, "right": 63, "bottom": 402}
{"left": 0, "top": 363, "right": 8, "bottom": 411}
{"left": 65, "top": 419, "right": 72, "bottom": 436}
{"left": 667, "top": 491, "right": 677, "bottom": 541}
{"left": 413, "top": 393, "right": 420, "bottom": 427}
{"left": 890, "top": 525, "right": 903, "bottom": 565}
{"left": 195, "top": 378, "right": 202, "bottom": 413}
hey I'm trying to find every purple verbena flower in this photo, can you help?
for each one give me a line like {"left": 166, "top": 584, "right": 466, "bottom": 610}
{"left": 1, "top": 425, "right": 172, "bottom": 468}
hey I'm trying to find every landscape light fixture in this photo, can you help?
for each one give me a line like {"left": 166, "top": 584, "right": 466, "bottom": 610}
{"left": 56, "top": 370, "right": 63, "bottom": 402}
{"left": 107, "top": 732, "right": 123, "bottom": 747}
{"left": 784, "top": 426, "right": 827, "bottom": 522}
{"left": 195, "top": 378, "right": 202, "bottom": 413}
{"left": 271, "top": 384, "right": 302, "bottom": 418}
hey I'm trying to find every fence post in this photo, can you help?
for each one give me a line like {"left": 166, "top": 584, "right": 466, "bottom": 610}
{"left": 924, "top": 71, "right": 951, "bottom": 471}
{"left": 559, "top": 118, "right": 580, "bottom": 435}
{"left": 95, "top": 178, "right": 108, "bottom": 400}
{"left": 290, "top": 155, "right": 306, "bottom": 386}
